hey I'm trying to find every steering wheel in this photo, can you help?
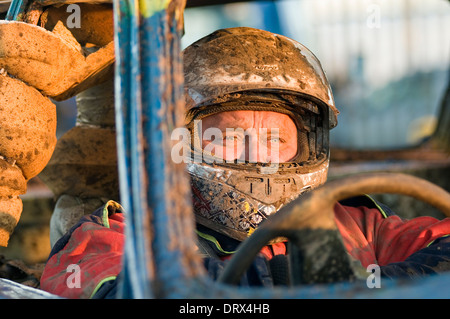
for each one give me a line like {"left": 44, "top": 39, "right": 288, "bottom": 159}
{"left": 218, "top": 172, "right": 450, "bottom": 285}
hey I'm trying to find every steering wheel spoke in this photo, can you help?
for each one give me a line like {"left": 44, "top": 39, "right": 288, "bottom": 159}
{"left": 288, "top": 228, "right": 362, "bottom": 285}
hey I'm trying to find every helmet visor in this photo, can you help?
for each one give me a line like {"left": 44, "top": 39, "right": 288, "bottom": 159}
{"left": 186, "top": 92, "right": 329, "bottom": 170}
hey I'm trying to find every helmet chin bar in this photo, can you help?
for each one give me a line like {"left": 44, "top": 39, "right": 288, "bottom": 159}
{"left": 186, "top": 158, "right": 329, "bottom": 241}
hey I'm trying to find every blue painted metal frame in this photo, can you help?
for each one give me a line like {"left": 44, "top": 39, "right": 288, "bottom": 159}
{"left": 113, "top": 0, "right": 151, "bottom": 298}
{"left": 5, "top": 0, "right": 27, "bottom": 20}
{"left": 113, "top": 0, "right": 207, "bottom": 298}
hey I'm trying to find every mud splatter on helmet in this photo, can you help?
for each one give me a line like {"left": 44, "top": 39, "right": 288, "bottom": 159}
{"left": 183, "top": 27, "right": 339, "bottom": 241}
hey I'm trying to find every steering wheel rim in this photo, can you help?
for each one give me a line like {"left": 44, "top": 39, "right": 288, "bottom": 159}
{"left": 217, "top": 172, "right": 450, "bottom": 285}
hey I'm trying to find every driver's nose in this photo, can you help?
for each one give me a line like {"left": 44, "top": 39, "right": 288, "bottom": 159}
{"left": 240, "top": 133, "right": 269, "bottom": 163}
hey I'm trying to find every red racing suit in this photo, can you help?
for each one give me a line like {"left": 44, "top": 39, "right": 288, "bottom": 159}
{"left": 40, "top": 197, "right": 450, "bottom": 298}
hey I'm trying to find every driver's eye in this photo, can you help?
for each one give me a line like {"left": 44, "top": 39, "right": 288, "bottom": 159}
{"left": 269, "top": 137, "right": 280, "bottom": 143}
{"left": 268, "top": 136, "right": 287, "bottom": 145}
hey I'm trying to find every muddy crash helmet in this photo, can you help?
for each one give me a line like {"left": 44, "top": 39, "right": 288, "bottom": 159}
{"left": 183, "top": 27, "right": 339, "bottom": 242}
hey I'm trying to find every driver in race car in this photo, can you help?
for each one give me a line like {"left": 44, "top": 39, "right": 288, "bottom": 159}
{"left": 40, "top": 27, "right": 450, "bottom": 299}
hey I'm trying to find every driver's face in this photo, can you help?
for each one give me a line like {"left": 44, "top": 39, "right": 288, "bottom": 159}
{"left": 200, "top": 110, "right": 298, "bottom": 163}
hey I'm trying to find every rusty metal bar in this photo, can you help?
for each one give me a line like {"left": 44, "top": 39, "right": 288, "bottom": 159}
{"left": 113, "top": 0, "right": 206, "bottom": 298}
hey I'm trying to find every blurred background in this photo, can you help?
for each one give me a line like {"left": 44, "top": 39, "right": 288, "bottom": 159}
{"left": 182, "top": 0, "right": 450, "bottom": 150}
